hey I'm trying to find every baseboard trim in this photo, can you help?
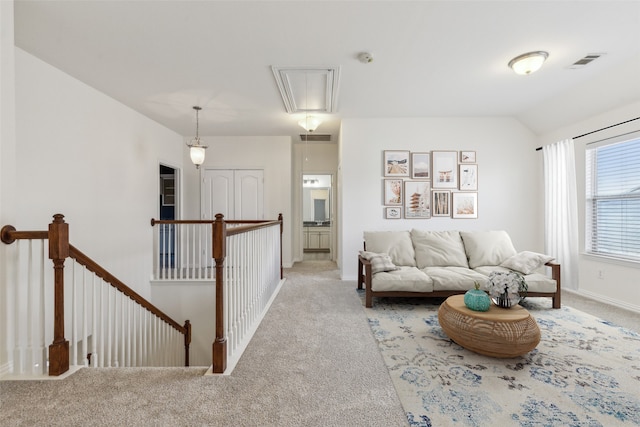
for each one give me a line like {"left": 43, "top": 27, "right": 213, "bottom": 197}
{"left": 0, "top": 361, "right": 12, "bottom": 379}
{"left": 565, "top": 288, "right": 640, "bottom": 314}
{"left": 1, "top": 365, "right": 83, "bottom": 381}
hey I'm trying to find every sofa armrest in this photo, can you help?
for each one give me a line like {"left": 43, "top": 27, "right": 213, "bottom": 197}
{"left": 545, "top": 261, "right": 561, "bottom": 308}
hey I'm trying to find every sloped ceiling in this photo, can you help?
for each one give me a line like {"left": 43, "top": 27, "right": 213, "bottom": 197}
{"left": 13, "top": 0, "right": 640, "bottom": 141}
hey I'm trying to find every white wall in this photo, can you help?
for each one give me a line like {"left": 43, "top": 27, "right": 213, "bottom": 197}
{"left": 0, "top": 0, "right": 17, "bottom": 376}
{"left": 12, "top": 48, "right": 184, "bottom": 297}
{"left": 538, "top": 101, "right": 640, "bottom": 311}
{"left": 181, "top": 136, "right": 294, "bottom": 267}
{"left": 339, "top": 117, "right": 542, "bottom": 280}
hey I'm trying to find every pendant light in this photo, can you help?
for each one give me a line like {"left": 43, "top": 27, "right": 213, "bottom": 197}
{"left": 186, "top": 106, "right": 208, "bottom": 169}
{"left": 298, "top": 71, "right": 322, "bottom": 133}
{"left": 298, "top": 115, "right": 321, "bottom": 132}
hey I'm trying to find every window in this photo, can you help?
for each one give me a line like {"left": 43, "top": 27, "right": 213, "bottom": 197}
{"left": 585, "top": 135, "right": 640, "bottom": 262}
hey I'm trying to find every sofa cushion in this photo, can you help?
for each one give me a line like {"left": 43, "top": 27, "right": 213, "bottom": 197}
{"left": 460, "top": 230, "right": 517, "bottom": 268}
{"left": 372, "top": 266, "right": 433, "bottom": 292}
{"left": 411, "top": 229, "right": 469, "bottom": 268}
{"left": 473, "top": 266, "right": 557, "bottom": 293}
{"left": 364, "top": 231, "right": 416, "bottom": 267}
{"left": 359, "top": 251, "right": 398, "bottom": 274}
{"left": 500, "top": 251, "right": 554, "bottom": 275}
{"left": 423, "top": 266, "right": 488, "bottom": 291}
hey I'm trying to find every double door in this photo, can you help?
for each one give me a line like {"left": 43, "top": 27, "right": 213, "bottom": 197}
{"left": 201, "top": 169, "right": 264, "bottom": 220}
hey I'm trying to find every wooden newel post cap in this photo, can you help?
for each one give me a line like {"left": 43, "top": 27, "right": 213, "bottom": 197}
{"left": 49, "top": 214, "right": 69, "bottom": 259}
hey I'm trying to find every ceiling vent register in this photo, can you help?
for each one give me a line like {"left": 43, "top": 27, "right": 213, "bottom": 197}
{"left": 300, "top": 134, "right": 332, "bottom": 142}
{"left": 569, "top": 53, "right": 605, "bottom": 69}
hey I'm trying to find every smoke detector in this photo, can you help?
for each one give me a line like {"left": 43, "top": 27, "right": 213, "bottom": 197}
{"left": 358, "top": 52, "right": 373, "bottom": 63}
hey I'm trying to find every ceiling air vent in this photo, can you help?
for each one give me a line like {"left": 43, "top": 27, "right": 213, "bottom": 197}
{"left": 568, "top": 53, "right": 605, "bottom": 69}
{"left": 300, "top": 134, "right": 332, "bottom": 142}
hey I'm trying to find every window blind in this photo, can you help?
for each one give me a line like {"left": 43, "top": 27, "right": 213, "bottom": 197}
{"left": 585, "top": 137, "right": 640, "bottom": 261}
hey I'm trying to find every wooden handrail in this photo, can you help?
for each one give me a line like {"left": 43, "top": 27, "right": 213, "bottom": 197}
{"left": 69, "top": 245, "right": 187, "bottom": 334}
{"left": 1, "top": 226, "right": 49, "bottom": 244}
{"left": 225, "top": 219, "right": 282, "bottom": 236}
{"left": 2, "top": 214, "right": 192, "bottom": 373}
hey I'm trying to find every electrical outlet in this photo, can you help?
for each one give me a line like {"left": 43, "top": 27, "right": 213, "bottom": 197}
{"left": 597, "top": 270, "right": 604, "bottom": 279}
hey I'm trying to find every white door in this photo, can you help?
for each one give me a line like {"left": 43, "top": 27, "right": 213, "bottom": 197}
{"left": 202, "top": 169, "right": 263, "bottom": 220}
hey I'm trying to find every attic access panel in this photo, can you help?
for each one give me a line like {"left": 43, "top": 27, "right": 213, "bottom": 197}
{"left": 272, "top": 66, "right": 340, "bottom": 114}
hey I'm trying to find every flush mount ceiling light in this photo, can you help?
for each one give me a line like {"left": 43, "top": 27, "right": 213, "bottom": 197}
{"left": 508, "top": 51, "right": 549, "bottom": 75}
{"left": 186, "top": 106, "right": 208, "bottom": 169}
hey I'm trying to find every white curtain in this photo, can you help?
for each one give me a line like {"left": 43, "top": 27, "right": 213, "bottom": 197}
{"left": 542, "top": 139, "right": 579, "bottom": 290}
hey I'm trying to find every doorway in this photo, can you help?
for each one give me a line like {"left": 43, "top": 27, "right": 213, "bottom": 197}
{"left": 159, "top": 164, "right": 178, "bottom": 267}
{"left": 302, "top": 174, "right": 332, "bottom": 261}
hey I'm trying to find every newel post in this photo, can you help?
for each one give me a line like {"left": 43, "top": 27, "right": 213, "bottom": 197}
{"left": 48, "top": 214, "right": 70, "bottom": 376}
{"left": 278, "top": 213, "right": 283, "bottom": 279}
{"left": 212, "top": 214, "right": 227, "bottom": 373}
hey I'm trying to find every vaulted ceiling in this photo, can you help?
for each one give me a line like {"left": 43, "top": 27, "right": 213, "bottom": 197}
{"left": 14, "top": 1, "right": 640, "bottom": 142}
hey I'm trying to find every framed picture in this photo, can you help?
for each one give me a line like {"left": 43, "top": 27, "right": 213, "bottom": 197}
{"left": 383, "top": 179, "right": 403, "bottom": 206}
{"left": 452, "top": 192, "right": 478, "bottom": 219}
{"left": 460, "top": 151, "right": 476, "bottom": 163}
{"left": 459, "top": 164, "right": 478, "bottom": 191}
{"left": 404, "top": 180, "right": 431, "bottom": 219}
{"left": 432, "top": 151, "right": 458, "bottom": 189}
{"left": 410, "top": 152, "right": 431, "bottom": 179}
{"left": 432, "top": 190, "right": 451, "bottom": 217}
{"left": 383, "top": 150, "right": 410, "bottom": 177}
{"left": 385, "top": 207, "right": 402, "bottom": 219}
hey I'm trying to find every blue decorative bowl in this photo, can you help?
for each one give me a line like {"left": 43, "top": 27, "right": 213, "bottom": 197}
{"left": 464, "top": 288, "right": 491, "bottom": 312}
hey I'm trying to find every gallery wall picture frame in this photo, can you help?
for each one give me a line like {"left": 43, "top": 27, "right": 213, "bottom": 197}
{"left": 383, "top": 150, "right": 410, "bottom": 177}
{"left": 460, "top": 151, "right": 476, "bottom": 163}
{"left": 385, "top": 207, "right": 402, "bottom": 219}
{"left": 410, "top": 152, "right": 431, "bottom": 179}
{"left": 459, "top": 164, "right": 478, "bottom": 191}
{"left": 432, "top": 150, "right": 458, "bottom": 189}
{"left": 432, "top": 190, "right": 451, "bottom": 217}
{"left": 404, "top": 180, "right": 431, "bottom": 219}
{"left": 383, "top": 179, "right": 403, "bottom": 206}
{"left": 452, "top": 192, "right": 478, "bottom": 219}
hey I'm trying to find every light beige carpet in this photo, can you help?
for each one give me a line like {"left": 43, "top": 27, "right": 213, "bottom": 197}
{"left": 0, "top": 261, "right": 407, "bottom": 427}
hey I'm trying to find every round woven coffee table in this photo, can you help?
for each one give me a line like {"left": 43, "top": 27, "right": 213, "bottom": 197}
{"left": 438, "top": 294, "right": 540, "bottom": 358}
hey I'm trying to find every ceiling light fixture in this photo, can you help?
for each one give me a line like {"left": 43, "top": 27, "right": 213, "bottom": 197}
{"left": 298, "top": 115, "right": 321, "bottom": 133}
{"left": 508, "top": 51, "right": 549, "bottom": 75}
{"left": 186, "top": 106, "right": 207, "bottom": 169}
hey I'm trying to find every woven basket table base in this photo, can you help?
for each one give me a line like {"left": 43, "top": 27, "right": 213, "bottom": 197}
{"left": 438, "top": 294, "right": 541, "bottom": 358}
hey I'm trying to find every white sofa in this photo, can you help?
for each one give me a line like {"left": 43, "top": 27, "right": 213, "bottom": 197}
{"left": 357, "top": 230, "right": 561, "bottom": 308}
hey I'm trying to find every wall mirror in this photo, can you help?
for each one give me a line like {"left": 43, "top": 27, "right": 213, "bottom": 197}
{"left": 303, "top": 174, "right": 331, "bottom": 225}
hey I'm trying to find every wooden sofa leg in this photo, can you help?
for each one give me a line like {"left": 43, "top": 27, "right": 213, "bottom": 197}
{"left": 366, "top": 290, "right": 373, "bottom": 308}
{"left": 552, "top": 293, "right": 561, "bottom": 309}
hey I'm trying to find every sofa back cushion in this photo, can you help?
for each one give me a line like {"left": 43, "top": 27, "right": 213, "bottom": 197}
{"left": 460, "top": 230, "right": 517, "bottom": 268}
{"left": 364, "top": 231, "right": 416, "bottom": 267}
{"left": 411, "top": 229, "right": 469, "bottom": 268}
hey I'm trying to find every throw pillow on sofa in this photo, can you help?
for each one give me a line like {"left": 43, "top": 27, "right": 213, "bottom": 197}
{"left": 500, "top": 251, "right": 554, "bottom": 275}
{"left": 363, "top": 231, "right": 416, "bottom": 267}
{"left": 359, "top": 251, "right": 399, "bottom": 274}
{"left": 460, "top": 230, "right": 517, "bottom": 268}
{"left": 411, "top": 229, "right": 469, "bottom": 268}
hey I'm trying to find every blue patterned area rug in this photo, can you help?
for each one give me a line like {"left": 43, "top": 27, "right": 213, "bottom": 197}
{"left": 362, "top": 295, "right": 640, "bottom": 427}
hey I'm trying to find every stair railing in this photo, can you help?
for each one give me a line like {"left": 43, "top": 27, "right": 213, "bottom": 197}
{"left": 150, "top": 214, "right": 284, "bottom": 374}
{"left": 1, "top": 214, "right": 191, "bottom": 377}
